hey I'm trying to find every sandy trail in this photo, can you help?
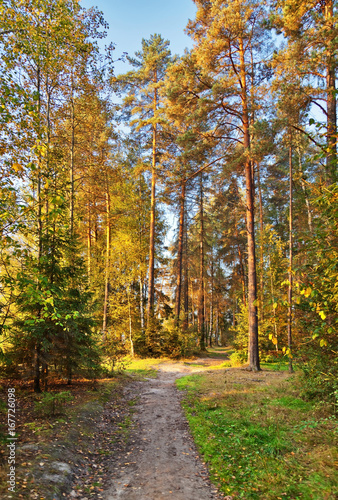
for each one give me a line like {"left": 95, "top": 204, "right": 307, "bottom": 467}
{"left": 104, "top": 358, "right": 225, "bottom": 500}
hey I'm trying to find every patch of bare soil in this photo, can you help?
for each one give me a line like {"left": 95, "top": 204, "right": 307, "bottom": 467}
{"left": 103, "top": 361, "right": 225, "bottom": 500}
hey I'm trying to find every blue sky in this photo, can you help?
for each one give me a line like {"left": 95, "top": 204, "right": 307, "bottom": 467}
{"left": 79, "top": 0, "right": 198, "bottom": 247}
{"left": 80, "top": 0, "right": 197, "bottom": 73}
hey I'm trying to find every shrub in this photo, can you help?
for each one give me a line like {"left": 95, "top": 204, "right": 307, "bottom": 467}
{"left": 35, "top": 391, "right": 73, "bottom": 417}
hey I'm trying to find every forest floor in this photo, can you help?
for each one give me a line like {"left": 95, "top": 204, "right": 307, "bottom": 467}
{"left": 0, "top": 349, "right": 229, "bottom": 500}
{"left": 1, "top": 348, "right": 336, "bottom": 499}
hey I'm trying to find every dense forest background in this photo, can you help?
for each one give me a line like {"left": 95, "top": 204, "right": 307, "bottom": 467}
{"left": 0, "top": 0, "right": 337, "bottom": 402}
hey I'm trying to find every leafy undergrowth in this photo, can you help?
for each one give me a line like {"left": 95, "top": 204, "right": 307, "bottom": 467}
{"left": 0, "top": 376, "right": 135, "bottom": 499}
{"left": 176, "top": 367, "right": 338, "bottom": 500}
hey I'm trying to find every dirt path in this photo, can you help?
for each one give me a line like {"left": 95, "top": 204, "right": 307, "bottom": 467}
{"left": 104, "top": 358, "right": 226, "bottom": 500}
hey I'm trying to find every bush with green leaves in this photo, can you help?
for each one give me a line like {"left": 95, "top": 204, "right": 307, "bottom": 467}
{"left": 295, "top": 184, "right": 338, "bottom": 402}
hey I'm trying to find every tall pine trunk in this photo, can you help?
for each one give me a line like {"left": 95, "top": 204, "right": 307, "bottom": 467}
{"left": 239, "top": 38, "right": 260, "bottom": 371}
{"left": 325, "top": 0, "right": 337, "bottom": 183}
{"left": 257, "top": 164, "right": 264, "bottom": 321}
{"left": 70, "top": 73, "right": 75, "bottom": 237}
{"left": 183, "top": 209, "right": 189, "bottom": 330}
{"left": 138, "top": 176, "right": 145, "bottom": 331}
{"left": 102, "top": 174, "right": 111, "bottom": 338}
{"left": 175, "top": 180, "right": 186, "bottom": 326}
{"left": 139, "top": 277, "right": 145, "bottom": 331}
{"left": 87, "top": 201, "right": 91, "bottom": 280}
{"left": 127, "top": 286, "right": 134, "bottom": 357}
{"left": 198, "top": 174, "right": 205, "bottom": 350}
{"left": 191, "top": 278, "right": 196, "bottom": 327}
{"left": 288, "top": 135, "right": 294, "bottom": 373}
{"left": 34, "top": 67, "right": 42, "bottom": 393}
{"left": 209, "top": 252, "right": 214, "bottom": 347}
{"left": 147, "top": 72, "right": 158, "bottom": 323}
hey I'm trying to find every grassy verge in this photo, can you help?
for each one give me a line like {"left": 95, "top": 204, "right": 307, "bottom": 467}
{"left": 176, "top": 366, "right": 337, "bottom": 500}
{"left": 204, "top": 346, "right": 235, "bottom": 359}
{"left": 123, "top": 357, "right": 165, "bottom": 378}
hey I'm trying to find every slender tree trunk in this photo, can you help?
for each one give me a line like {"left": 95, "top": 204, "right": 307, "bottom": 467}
{"left": 45, "top": 77, "right": 51, "bottom": 222}
{"left": 239, "top": 38, "right": 260, "bottom": 371}
{"left": 288, "top": 136, "right": 294, "bottom": 373}
{"left": 234, "top": 187, "right": 246, "bottom": 306}
{"left": 204, "top": 300, "right": 208, "bottom": 344}
{"left": 268, "top": 253, "right": 279, "bottom": 351}
{"left": 233, "top": 299, "right": 237, "bottom": 328}
{"left": 257, "top": 163, "right": 264, "bottom": 321}
{"left": 94, "top": 200, "right": 98, "bottom": 243}
{"left": 127, "top": 286, "right": 134, "bottom": 357}
{"left": 191, "top": 279, "right": 195, "bottom": 327}
{"left": 147, "top": 73, "right": 158, "bottom": 323}
{"left": 70, "top": 73, "right": 75, "bottom": 236}
{"left": 175, "top": 180, "right": 186, "bottom": 325}
{"left": 139, "top": 276, "right": 145, "bottom": 331}
{"left": 45, "top": 81, "right": 52, "bottom": 391}
{"left": 297, "top": 149, "right": 313, "bottom": 233}
{"left": 209, "top": 253, "right": 214, "bottom": 347}
{"left": 87, "top": 201, "right": 91, "bottom": 280}
{"left": 34, "top": 66, "right": 42, "bottom": 394}
{"left": 102, "top": 175, "right": 111, "bottom": 338}
{"left": 183, "top": 211, "right": 189, "bottom": 330}
{"left": 198, "top": 174, "right": 205, "bottom": 350}
{"left": 325, "top": 0, "right": 337, "bottom": 184}
{"left": 34, "top": 343, "right": 42, "bottom": 393}
{"left": 138, "top": 175, "right": 145, "bottom": 332}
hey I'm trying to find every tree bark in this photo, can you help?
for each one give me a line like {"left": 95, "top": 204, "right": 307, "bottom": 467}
{"left": 138, "top": 175, "right": 145, "bottom": 332}
{"left": 147, "top": 71, "right": 158, "bottom": 323}
{"left": 209, "top": 252, "right": 214, "bottom": 347}
{"left": 127, "top": 286, "right": 134, "bottom": 357}
{"left": 34, "top": 343, "right": 42, "bottom": 393}
{"left": 183, "top": 208, "right": 189, "bottom": 330}
{"left": 198, "top": 174, "right": 206, "bottom": 350}
{"left": 34, "top": 66, "right": 42, "bottom": 394}
{"left": 269, "top": 253, "right": 279, "bottom": 352}
{"left": 102, "top": 175, "right": 111, "bottom": 338}
{"left": 191, "top": 278, "right": 196, "bottom": 327}
{"left": 70, "top": 73, "right": 75, "bottom": 236}
{"left": 87, "top": 201, "right": 91, "bottom": 280}
{"left": 175, "top": 180, "right": 186, "bottom": 325}
{"left": 239, "top": 38, "right": 260, "bottom": 371}
{"left": 288, "top": 136, "right": 294, "bottom": 373}
{"left": 235, "top": 215, "right": 246, "bottom": 307}
{"left": 257, "top": 163, "right": 264, "bottom": 321}
{"left": 325, "top": 0, "right": 337, "bottom": 184}
{"left": 139, "top": 276, "right": 145, "bottom": 331}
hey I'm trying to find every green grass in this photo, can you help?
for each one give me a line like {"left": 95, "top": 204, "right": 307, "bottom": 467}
{"left": 204, "top": 346, "right": 234, "bottom": 359}
{"left": 260, "top": 361, "right": 292, "bottom": 371}
{"left": 123, "top": 357, "right": 165, "bottom": 378}
{"left": 176, "top": 369, "right": 338, "bottom": 500}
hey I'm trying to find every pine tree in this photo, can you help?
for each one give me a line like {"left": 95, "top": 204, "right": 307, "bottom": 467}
{"left": 113, "top": 34, "right": 171, "bottom": 324}
{"left": 272, "top": 0, "right": 338, "bottom": 183}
